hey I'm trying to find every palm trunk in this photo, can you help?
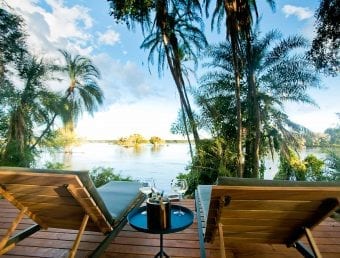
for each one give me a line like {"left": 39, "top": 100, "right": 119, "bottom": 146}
{"left": 156, "top": 1, "right": 200, "bottom": 151}
{"left": 225, "top": 0, "right": 244, "bottom": 178}
{"left": 231, "top": 45, "right": 244, "bottom": 178}
{"left": 30, "top": 91, "right": 71, "bottom": 150}
{"left": 165, "top": 44, "right": 200, "bottom": 148}
{"left": 180, "top": 103, "right": 194, "bottom": 159}
{"left": 245, "top": 29, "right": 260, "bottom": 178}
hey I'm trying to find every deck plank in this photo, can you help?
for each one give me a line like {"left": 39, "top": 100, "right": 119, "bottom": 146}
{"left": 1, "top": 198, "right": 340, "bottom": 257}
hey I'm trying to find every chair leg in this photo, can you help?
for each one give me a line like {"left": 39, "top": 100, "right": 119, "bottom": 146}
{"left": 68, "top": 214, "right": 89, "bottom": 258}
{"left": 218, "top": 223, "right": 226, "bottom": 258}
{"left": 305, "top": 227, "right": 322, "bottom": 258}
{"left": 0, "top": 207, "right": 28, "bottom": 254}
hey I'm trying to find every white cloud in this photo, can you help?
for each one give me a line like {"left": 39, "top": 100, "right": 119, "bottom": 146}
{"left": 92, "top": 53, "right": 168, "bottom": 106}
{"left": 98, "top": 29, "right": 120, "bottom": 46}
{"left": 76, "top": 100, "right": 180, "bottom": 140}
{"left": 6, "top": 0, "right": 94, "bottom": 57}
{"left": 282, "top": 5, "right": 313, "bottom": 20}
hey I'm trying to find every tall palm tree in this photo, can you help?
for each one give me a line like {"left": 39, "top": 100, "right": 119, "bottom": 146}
{"left": 59, "top": 50, "right": 103, "bottom": 136}
{"left": 107, "top": 0, "right": 207, "bottom": 154}
{"left": 31, "top": 50, "right": 103, "bottom": 151}
{"left": 141, "top": 1, "right": 207, "bottom": 151}
{"left": 195, "top": 30, "right": 319, "bottom": 178}
{"left": 0, "top": 8, "right": 27, "bottom": 78}
{"left": 203, "top": 0, "right": 275, "bottom": 177}
{"left": 1, "top": 55, "right": 64, "bottom": 167}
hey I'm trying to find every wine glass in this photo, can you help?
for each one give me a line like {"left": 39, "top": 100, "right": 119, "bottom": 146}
{"left": 138, "top": 178, "right": 155, "bottom": 215}
{"left": 171, "top": 179, "right": 188, "bottom": 216}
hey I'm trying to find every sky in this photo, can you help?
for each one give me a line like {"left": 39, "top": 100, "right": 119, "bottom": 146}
{"left": 3, "top": 0, "right": 339, "bottom": 140}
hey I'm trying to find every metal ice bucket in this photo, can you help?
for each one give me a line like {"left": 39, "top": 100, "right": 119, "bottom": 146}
{"left": 146, "top": 197, "right": 171, "bottom": 230}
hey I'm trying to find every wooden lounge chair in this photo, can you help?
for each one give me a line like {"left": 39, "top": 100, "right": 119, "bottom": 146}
{"left": 195, "top": 177, "right": 340, "bottom": 258}
{"left": 0, "top": 167, "right": 145, "bottom": 258}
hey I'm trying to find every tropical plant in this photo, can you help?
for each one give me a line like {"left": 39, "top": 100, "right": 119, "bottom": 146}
{"left": 307, "top": 0, "right": 339, "bottom": 75}
{"left": 107, "top": 0, "right": 207, "bottom": 154}
{"left": 275, "top": 151, "right": 337, "bottom": 182}
{"left": 0, "top": 55, "right": 65, "bottom": 167}
{"left": 58, "top": 50, "right": 103, "bottom": 147}
{"left": 275, "top": 149, "right": 307, "bottom": 181}
{"left": 203, "top": 0, "right": 276, "bottom": 177}
{"left": 326, "top": 150, "right": 340, "bottom": 177}
{"left": 324, "top": 115, "right": 340, "bottom": 146}
{"left": 191, "top": 30, "right": 319, "bottom": 181}
{"left": 0, "top": 7, "right": 27, "bottom": 78}
{"left": 90, "top": 167, "right": 132, "bottom": 187}
{"left": 247, "top": 30, "right": 319, "bottom": 177}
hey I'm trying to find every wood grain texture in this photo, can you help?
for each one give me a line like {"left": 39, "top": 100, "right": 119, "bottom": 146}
{"left": 205, "top": 184, "right": 340, "bottom": 247}
{"left": 1, "top": 199, "right": 340, "bottom": 257}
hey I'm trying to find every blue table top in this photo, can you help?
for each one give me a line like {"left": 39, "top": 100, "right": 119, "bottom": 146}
{"left": 127, "top": 204, "right": 194, "bottom": 234}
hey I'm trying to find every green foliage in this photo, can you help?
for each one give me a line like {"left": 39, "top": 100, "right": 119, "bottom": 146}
{"left": 184, "top": 138, "right": 238, "bottom": 195}
{"left": 45, "top": 161, "right": 66, "bottom": 170}
{"left": 275, "top": 149, "right": 307, "bottom": 181}
{"left": 0, "top": 8, "right": 27, "bottom": 76}
{"left": 307, "top": 0, "right": 339, "bottom": 75}
{"left": 191, "top": 30, "right": 318, "bottom": 179}
{"left": 275, "top": 150, "right": 337, "bottom": 182}
{"left": 175, "top": 172, "right": 198, "bottom": 198}
{"left": 304, "top": 154, "right": 325, "bottom": 181}
{"left": 0, "top": 55, "right": 65, "bottom": 167}
{"left": 0, "top": 8, "right": 104, "bottom": 167}
{"left": 90, "top": 167, "right": 132, "bottom": 187}
{"left": 149, "top": 136, "right": 164, "bottom": 145}
{"left": 325, "top": 127, "right": 340, "bottom": 146}
{"left": 117, "top": 134, "right": 148, "bottom": 147}
{"left": 325, "top": 149, "right": 340, "bottom": 180}
{"left": 107, "top": 0, "right": 154, "bottom": 28}
{"left": 44, "top": 128, "right": 81, "bottom": 150}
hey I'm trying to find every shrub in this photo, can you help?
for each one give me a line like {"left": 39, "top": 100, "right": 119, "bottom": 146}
{"left": 90, "top": 167, "right": 132, "bottom": 187}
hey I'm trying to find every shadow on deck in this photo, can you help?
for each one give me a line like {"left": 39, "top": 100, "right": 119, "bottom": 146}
{"left": 1, "top": 199, "right": 340, "bottom": 257}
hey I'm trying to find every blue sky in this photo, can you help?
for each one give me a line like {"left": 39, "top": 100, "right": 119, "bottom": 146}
{"left": 5, "top": 0, "right": 339, "bottom": 140}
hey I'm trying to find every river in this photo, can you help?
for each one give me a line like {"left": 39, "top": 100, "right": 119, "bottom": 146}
{"left": 38, "top": 143, "right": 191, "bottom": 193}
{"left": 37, "top": 143, "right": 328, "bottom": 193}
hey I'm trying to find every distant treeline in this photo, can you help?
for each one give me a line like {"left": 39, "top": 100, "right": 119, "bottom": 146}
{"left": 86, "top": 139, "right": 188, "bottom": 144}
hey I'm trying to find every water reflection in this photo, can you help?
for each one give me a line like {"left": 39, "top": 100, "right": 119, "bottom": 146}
{"left": 38, "top": 143, "right": 191, "bottom": 193}
{"left": 151, "top": 144, "right": 163, "bottom": 153}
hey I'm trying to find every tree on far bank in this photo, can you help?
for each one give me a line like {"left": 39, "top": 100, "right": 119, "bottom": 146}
{"left": 149, "top": 136, "right": 165, "bottom": 145}
{"left": 118, "top": 133, "right": 148, "bottom": 147}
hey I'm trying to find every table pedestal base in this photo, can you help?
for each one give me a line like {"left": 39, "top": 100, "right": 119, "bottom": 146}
{"left": 155, "top": 233, "right": 169, "bottom": 258}
{"left": 155, "top": 250, "right": 169, "bottom": 258}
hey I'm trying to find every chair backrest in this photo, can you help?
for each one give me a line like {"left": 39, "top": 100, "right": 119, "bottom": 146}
{"left": 0, "top": 167, "right": 113, "bottom": 233}
{"left": 203, "top": 177, "right": 340, "bottom": 246}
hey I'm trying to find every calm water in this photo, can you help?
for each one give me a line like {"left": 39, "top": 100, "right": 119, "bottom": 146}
{"left": 38, "top": 143, "right": 327, "bottom": 193}
{"left": 39, "top": 143, "right": 191, "bottom": 193}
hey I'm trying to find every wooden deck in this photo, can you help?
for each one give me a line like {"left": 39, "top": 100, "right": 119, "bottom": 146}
{"left": 1, "top": 198, "right": 340, "bottom": 257}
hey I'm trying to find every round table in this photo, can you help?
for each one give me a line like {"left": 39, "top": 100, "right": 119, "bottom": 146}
{"left": 127, "top": 204, "right": 194, "bottom": 258}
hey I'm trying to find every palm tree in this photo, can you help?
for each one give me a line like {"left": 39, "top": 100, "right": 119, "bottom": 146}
{"left": 1, "top": 55, "right": 64, "bottom": 167}
{"left": 107, "top": 0, "right": 207, "bottom": 154}
{"left": 196, "top": 30, "right": 319, "bottom": 178}
{"left": 58, "top": 50, "right": 103, "bottom": 138}
{"left": 0, "top": 8, "right": 27, "bottom": 78}
{"left": 252, "top": 30, "right": 319, "bottom": 175}
{"left": 31, "top": 51, "right": 103, "bottom": 151}
{"left": 203, "top": 0, "right": 276, "bottom": 177}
